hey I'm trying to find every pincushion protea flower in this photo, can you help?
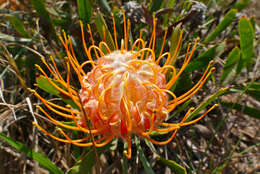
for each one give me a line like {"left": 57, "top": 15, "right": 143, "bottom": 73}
{"left": 29, "top": 13, "right": 217, "bottom": 159}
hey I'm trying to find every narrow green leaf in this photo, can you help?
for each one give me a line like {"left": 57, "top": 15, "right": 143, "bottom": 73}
{"left": 168, "top": 99, "right": 193, "bottom": 119}
{"left": 249, "top": 16, "right": 256, "bottom": 31}
{"left": 238, "top": 142, "right": 260, "bottom": 156}
{"left": 122, "top": 156, "right": 129, "bottom": 174}
{"left": 169, "top": 26, "right": 183, "bottom": 65}
{"left": 187, "top": 87, "right": 229, "bottom": 121}
{"left": 185, "top": 42, "right": 225, "bottom": 72}
{"left": 232, "top": 82, "right": 260, "bottom": 101}
{"left": 220, "top": 47, "right": 241, "bottom": 84}
{"left": 135, "top": 136, "right": 155, "bottom": 174}
{"left": 67, "top": 149, "right": 95, "bottom": 174}
{"left": 204, "top": 9, "right": 237, "bottom": 43}
{"left": 30, "top": 0, "right": 57, "bottom": 40}
{"left": 238, "top": 17, "right": 255, "bottom": 66}
{"left": 36, "top": 75, "right": 59, "bottom": 95}
{"left": 220, "top": 101, "right": 260, "bottom": 120}
{"left": 174, "top": 71, "right": 192, "bottom": 93}
{"left": 162, "top": 0, "right": 175, "bottom": 26}
{"left": 0, "top": 133, "right": 63, "bottom": 174}
{"left": 244, "top": 88, "right": 260, "bottom": 101}
{"left": 7, "top": 15, "right": 31, "bottom": 38}
{"left": 144, "top": 138, "right": 157, "bottom": 153}
{"left": 97, "top": 0, "right": 111, "bottom": 14}
{"left": 36, "top": 75, "right": 79, "bottom": 109}
{"left": 158, "top": 156, "right": 187, "bottom": 174}
{"left": 77, "top": 0, "right": 92, "bottom": 23}
{"left": 250, "top": 82, "right": 260, "bottom": 89}
{"left": 67, "top": 144, "right": 112, "bottom": 174}
{"left": 150, "top": 0, "right": 164, "bottom": 13}
{"left": 94, "top": 13, "right": 115, "bottom": 51}
{"left": 233, "top": 0, "right": 251, "bottom": 11}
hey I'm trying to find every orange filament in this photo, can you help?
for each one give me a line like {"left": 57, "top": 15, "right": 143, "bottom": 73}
{"left": 31, "top": 13, "right": 216, "bottom": 159}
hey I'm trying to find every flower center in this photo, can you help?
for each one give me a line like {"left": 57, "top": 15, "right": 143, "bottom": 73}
{"left": 79, "top": 51, "right": 168, "bottom": 138}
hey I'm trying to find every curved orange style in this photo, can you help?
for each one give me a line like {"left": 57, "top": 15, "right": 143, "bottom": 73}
{"left": 30, "top": 13, "right": 217, "bottom": 159}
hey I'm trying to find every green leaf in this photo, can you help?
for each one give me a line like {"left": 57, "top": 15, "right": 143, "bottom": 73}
{"left": 144, "top": 138, "right": 157, "bottom": 153}
{"left": 169, "top": 26, "right": 183, "bottom": 65}
{"left": 220, "top": 47, "right": 241, "bottom": 84}
{"left": 185, "top": 42, "right": 225, "bottom": 72}
{"left": 150, "top": 0, "right": 164, "bottom": 13}
{"left": 7, "top": 15, "right": 31, "bottom": 38}
{"left": 94, "top": 13, "right": 115, "bottom": 51}
{"left": 204, "top": 9, "right": 237, "bottom": 43}
{"left": 232, "top": 82, "right": 260, "bottom": 101}
{"left": 36, "top": 75, "right": 79, "bottom": 109}
{"left": 162, "top": 0, "right": 175, "bottom": 26}
{"left": 168, "top": 99, "right": 193, "bottom": 119}
{"left": 67, "top": 149, "right": 95, "bottom": 174}
{"left": 187, "top": 87, "right": 229, "bottom": 122}
{"left": 249, "top": 82, "right": 260, "bottom": 90}
{"left": 220, "top": 101, "right": 260, "bottom": 120}
{"left": 30, "top": 0, "right": 57, "bottom": 40}
{"left": 249, "top": 17, "right": 256, "bottom": 31}
{"left": 233, "top": 0, "right": 251, "bottom": 11}
{"left": 0, "top": 133, "right": 63, "bottom": 174}
{"left": 174, "top": 71, "right": 192, "bottom": 93}
{"left": 67, "top": 144, "right": 113, "bottom": 174}
{"left": 135, "top": 136, "right": 155, "bottom": 174}
{"left": 158, "top": 156, "right": 187, "bottom": 174}
{"left": 238, "top": 17, "right": 255, "bottom": 67}
{"left": 97, "top": 0, "right": 111, "bottom": 14}
{"left": 77, "top": 0, "right": 92, "bottom": 24}
{"left": 244, "top": 88, "right": 260, "bottom": 101}
{"left": 122, "top": 156, "right": 129, "bottom": 174}
{"left": 36, "top": 75, "right": 59, "bottom": 95}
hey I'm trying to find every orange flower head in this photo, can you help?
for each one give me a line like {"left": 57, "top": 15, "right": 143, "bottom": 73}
{"left": 79, "top": 50, "right": 168, "bottom": 138}
{"left": 30, "top": 13, "right": 217, "bottom": 158}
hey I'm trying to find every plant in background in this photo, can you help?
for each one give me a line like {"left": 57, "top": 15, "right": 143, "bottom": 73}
{"left": 1, "top": 0, "right": 259, "bottom": 173}
{"left": 29, "top": 13, "right": 217, "bottom": 159}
